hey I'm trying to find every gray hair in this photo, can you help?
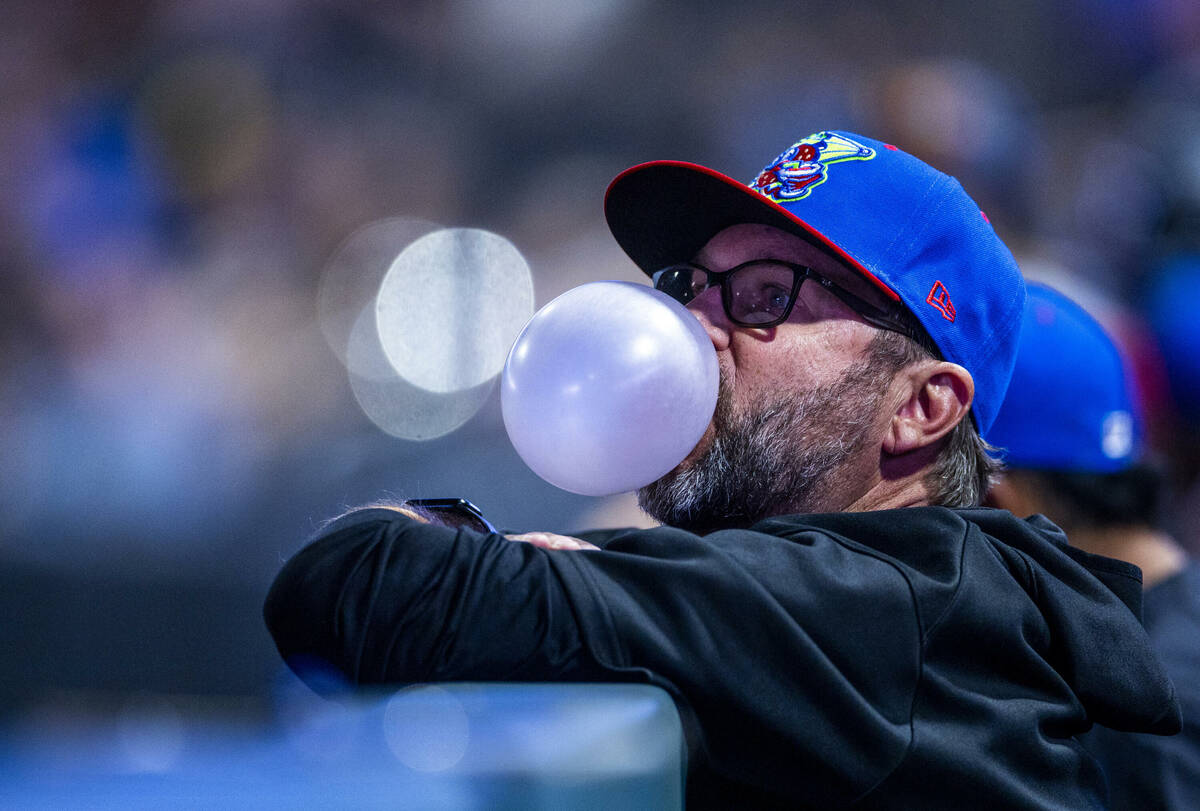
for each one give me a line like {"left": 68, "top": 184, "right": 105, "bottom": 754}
{"left": 866, "top": 326, "right": 1002, "bottom": 507}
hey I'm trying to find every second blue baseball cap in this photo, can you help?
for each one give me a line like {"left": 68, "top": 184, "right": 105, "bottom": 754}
{"left": 605, "top": 130, "right": 1026, "bottom": 436}
{"left": 1143, "top": 255, "right": 1200, "bottom": 422}
{"left": 987, "top": 283, "right": 1141, "bottom": 473}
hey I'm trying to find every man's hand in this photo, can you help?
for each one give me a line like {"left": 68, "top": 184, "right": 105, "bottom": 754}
{"left": 505, "top": 532, "right": 599, "bottom": 551}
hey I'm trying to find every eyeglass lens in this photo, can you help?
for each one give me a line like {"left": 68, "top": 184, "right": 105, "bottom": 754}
{"left": 727, "top": 262, "right": 796, "bottom": 324}
{"left": 654, "top": 262, "right": 799, "bottom": 326}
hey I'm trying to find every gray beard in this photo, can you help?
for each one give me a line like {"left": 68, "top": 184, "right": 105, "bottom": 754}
{"left": 636, "top": 359, "right": 886, "bottom": 533}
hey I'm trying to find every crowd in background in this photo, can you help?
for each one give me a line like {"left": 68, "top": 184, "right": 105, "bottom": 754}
{"left": 2, "top": 0, "right": 1200, "bottom": 716}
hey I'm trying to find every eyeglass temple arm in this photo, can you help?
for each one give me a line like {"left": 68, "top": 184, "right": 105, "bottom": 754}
{"left": 813, "top": 276, "right": 921, "bottom": 342}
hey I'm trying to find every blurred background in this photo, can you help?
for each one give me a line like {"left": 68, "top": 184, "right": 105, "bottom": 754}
{"left": 3, "top": 0, "right": 1200, "bottom": 795}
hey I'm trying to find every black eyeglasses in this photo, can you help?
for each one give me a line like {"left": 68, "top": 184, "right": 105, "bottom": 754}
{"left": 652, "top": 260, "right": 919, "bottom": 339}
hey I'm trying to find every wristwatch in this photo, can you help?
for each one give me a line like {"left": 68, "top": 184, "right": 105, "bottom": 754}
{"left": 404, "top": 498, "right": 498, "bottom": 533}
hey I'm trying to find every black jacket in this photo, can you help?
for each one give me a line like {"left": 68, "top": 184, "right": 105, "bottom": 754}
{"left": 264, "top": 506, "right": 1181, "bottom": 809}
{"left": 1082, "top": 560, "right": 1200, "bottom": 810}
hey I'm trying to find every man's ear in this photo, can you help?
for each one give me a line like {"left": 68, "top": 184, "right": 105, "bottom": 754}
{"left": 882, "top": 362, "right": 974, "bottom": 456}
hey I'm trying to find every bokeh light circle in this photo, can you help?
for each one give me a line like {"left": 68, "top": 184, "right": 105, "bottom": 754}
{"left": 318, "top": 217, "right": 439, "bottom": 376}
{"left": 114, "top": 693, "right": 186, "bottom": 774}
{"left": 383, "top": 685, "right": 471, "bottom": 772}
{"left": 346, "top": 304, "right": 495, "bottom": 440}
{"left": 376, "top": 228, "right": 534, "bottom": 393}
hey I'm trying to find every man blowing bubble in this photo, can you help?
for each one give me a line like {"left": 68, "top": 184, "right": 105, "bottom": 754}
{"left": 265, "top": 131, "right": 1180, "bottom": 809}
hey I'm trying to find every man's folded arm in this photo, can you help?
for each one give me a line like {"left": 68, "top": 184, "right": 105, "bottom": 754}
{"left": 263, "top": 508, "right": 605, "bottom": 691}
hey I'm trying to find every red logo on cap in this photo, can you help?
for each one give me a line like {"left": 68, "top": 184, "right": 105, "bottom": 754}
{"left": 927, "top": 281, "right": 956, "bottom": 322}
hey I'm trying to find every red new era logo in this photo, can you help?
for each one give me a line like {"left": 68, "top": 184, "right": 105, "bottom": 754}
{"left": 927, "top": 281, "right": 956, "bottom": 322}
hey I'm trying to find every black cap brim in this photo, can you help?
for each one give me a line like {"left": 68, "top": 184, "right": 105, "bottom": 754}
{"left": 604, "top": 160, "right": 897, "bottom": 307}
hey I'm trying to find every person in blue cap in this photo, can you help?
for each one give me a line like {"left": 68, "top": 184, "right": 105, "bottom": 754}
{"left": 986, "top": 282, "right": 1200, "bottom": 810}
{"left": 265, "top": 132, "right": 1181, "bottom": 809}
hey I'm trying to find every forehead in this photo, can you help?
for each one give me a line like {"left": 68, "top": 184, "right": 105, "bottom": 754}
{"left": 693, "top": 223, "right": 891, "bottom": 307}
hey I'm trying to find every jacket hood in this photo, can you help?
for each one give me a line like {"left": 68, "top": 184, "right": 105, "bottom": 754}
{"left": 762, "top": 507, "right": 1182, "bottom": 736}
{"left": 958, "top": 508, "right": 1180, "bottom": 734}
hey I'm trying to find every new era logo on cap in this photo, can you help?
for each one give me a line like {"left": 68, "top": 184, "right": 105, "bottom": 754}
{"left": 926, "top": 281, "right": 956, "bottom": 322}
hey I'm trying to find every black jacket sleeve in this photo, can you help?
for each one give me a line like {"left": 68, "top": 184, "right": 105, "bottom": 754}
{"left": 263, "top": 508, "right": 609, "bottom": 687}
{"left": 264, "top": 508, "right": 922, "bottom": 807}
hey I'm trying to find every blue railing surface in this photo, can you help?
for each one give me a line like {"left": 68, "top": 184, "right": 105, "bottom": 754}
{"left": 0, "top": 682, "right": 685, "bottom": 810}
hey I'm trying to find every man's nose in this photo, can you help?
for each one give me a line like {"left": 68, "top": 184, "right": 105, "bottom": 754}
{"left": 687, "top": 287, "right": 731, "bottom": 351}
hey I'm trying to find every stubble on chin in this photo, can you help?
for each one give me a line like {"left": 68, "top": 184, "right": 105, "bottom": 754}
{"left": 636, "top": 359, "right": 885, "bottom": 534}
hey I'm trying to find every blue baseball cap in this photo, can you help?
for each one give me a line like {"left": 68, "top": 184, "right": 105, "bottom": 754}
{"left": 605, "top": 130, "right": 1026, "bottom": 435}
{"left": 987, "top": 283, "right": 1141, "bottom": 473}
